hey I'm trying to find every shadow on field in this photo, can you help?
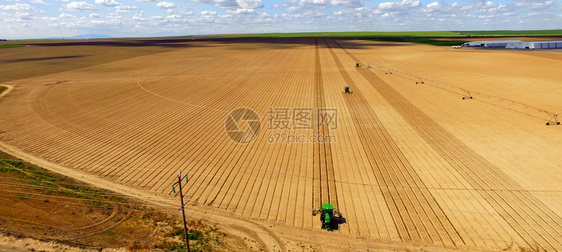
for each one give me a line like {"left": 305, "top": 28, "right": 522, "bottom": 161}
{"left": 217, "top": 37, "right": 407, "bottom": 50}
{"left": 329, "top": 216, "right": 347, "bottom": 231}
{"left": 0, "top": 37, "right": 402, "bottom": 83}
{"left": 13, "top": 37, "right": 406, "bottom": 50}
{"left": 1, "top": 55, "right": 88, "bottom": 63}
{"left": 26, "top": 39, "right": 205, "bottom": 48}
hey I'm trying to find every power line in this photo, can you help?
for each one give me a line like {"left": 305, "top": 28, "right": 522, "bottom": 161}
{"left": 170, "top": 170, "right": 191, "bottom": 252}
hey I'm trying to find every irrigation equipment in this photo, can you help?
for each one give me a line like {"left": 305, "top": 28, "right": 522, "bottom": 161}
{"left": 462, "top": 90, "right": 473, "bottom": 100}
{"left": 546, "top": 113, "right": 560, "bottom": 125}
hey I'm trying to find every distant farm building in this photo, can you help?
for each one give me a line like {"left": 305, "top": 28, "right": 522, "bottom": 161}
{"left": 462, "top": 40, "right": 562, "bottom": 49}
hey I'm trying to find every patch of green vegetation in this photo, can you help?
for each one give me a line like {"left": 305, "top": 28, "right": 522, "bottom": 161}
{"left": 165, "top": 227, "right": 184, "bottom": 238}
{"left": 0, "top": 154, "right": 115, "bottom": 209}
{"left": 0, "top": 86, "right": 6, "bottom": 95}
{"left": 0, "top": 45, "right": 27, "bottom": 48}
{"left": 326, "top": 31, "right": 462, "bottom": 37}
{"left": 188, "top": 230, "right": 203, "bottom": 241}
{"left": 455, "top": 29, "right": 562, "bottom": 37}
{"left": 366, "top": 37, "right": 466, "bottom": 46}
{"left": 17, "top": 194, "right": 30, "bottom": 200}
{"left": 156, "top": 221, "right": 228, "bottom": 252}
{"left": 9, "top": 39, "right": 63, "bottom": 41}
{"left": 213, "top": 30, "right": 562, "bottom": 39}
{"left": 216, "top": 31, "right": 463, "bottom": 38}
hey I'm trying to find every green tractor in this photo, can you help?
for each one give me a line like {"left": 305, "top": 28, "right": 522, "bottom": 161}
{"left": 313, "top": 204, "right": 344, "bottom": 231}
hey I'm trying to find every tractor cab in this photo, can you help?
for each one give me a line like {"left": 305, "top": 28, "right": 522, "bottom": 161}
{"left": 313, "top": 204, "right": 345, "bottom": 231}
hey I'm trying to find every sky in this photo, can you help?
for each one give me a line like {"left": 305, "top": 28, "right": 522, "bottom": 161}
{"left": 0, "top": 0, "right": 560, "bottom": 39}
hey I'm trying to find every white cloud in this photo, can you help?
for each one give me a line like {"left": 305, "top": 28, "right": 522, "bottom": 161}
{"left": 132, "top": 11, "right": 147, "bottom": 21}
{"left": 156, "top": 1, "right": 176, "bottom": 8}
{"left": 240, "top": 0, "right": 263, "bottom": 8}
{"left": 0, "top": 3, "right": 34, "bottom": 11}
{"left": 227, "top": 8, "right": 256, "bottom": 14}
{"left": 422, "top": 1, "right": 440, "bottom": 12}
{"left": 328, "top": 0, "right": 362, "bottom": 7}
{"left": 15, "top": 11, "right": 32, "bottom": 19}
{"left": 515, "top": 0, "right": 553, "bottom": 10}
{"left": 299, "top": 0, "right": 328, "bottom": 5}
{"left": 196, "top": 0, "right": 263, "bottom": 9}
{"left": 427, "top": 1, "right": 439, "bottom": 8}
{"left": 115, "top": 5, "right": 139, "bottom": 13}
{"left": 95, "top": 0, "right": 121, "bottom": 6}
{"left": 59, "top": 13, "right": 76, "bottom": 18}
{"left": 1, "top": 0, "right": 561, "bottom": 40}
{"left": 61, "top": 1, "right": 98, "bottom": 11}
{"left": 283, "top": 0, "right": 363, "bottom": 8}
{"left": 379, "top": 0, "right": 421, "bottom": 12}
{"left": 30, "top": 0, "right": 47, "bottom": 4}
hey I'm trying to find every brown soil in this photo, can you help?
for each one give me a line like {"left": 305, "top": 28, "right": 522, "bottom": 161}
{"left": 0, "top": 37, "right": 560, "bottom": 251}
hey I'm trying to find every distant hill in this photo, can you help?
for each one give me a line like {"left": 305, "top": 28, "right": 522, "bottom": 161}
{"left": 71, "top": 34, "right": 113, "bottom": 39}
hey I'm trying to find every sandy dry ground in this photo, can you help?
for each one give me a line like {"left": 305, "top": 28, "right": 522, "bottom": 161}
{"left": 0, "top": 234, "right": 126, "bottom": 252}
{"left": 0, "top": 38, "right": 561, "bottom": 251}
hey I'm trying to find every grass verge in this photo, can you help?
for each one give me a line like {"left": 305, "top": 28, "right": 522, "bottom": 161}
{"left": 0, "top": 86, "right": 6, "bottom": 95}
{"left": 214, "top": 31, "right": 463, "bottom": 38}
{"left": 365, "top": 37, "right": 466, "bottom": 46}
{"left": 455, "top": 29, "right": 562, "bottom": 37}
{"left": 213, "top": 30, "right": 562, "bottom": 38}
{"left": 0, "top": 45, "right": 27, "bottom": 48}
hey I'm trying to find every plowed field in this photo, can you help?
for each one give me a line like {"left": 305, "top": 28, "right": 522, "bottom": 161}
{"left": 1, "top": 37, "right": 561, "bottom": 251}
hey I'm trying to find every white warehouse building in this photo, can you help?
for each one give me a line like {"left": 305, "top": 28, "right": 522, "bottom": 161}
{"left": 530, "top": 41, "right": 562, "bottom": 49}
{"left": 462, "top": 40, "right": 562, "bottom": 49}
{"left": 463, "top": 40, "right": 522, "bottom": 48}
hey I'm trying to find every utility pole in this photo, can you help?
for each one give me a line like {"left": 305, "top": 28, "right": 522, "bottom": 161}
{"left": 171, "top": 171, "right": 190, "bottom": 252}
